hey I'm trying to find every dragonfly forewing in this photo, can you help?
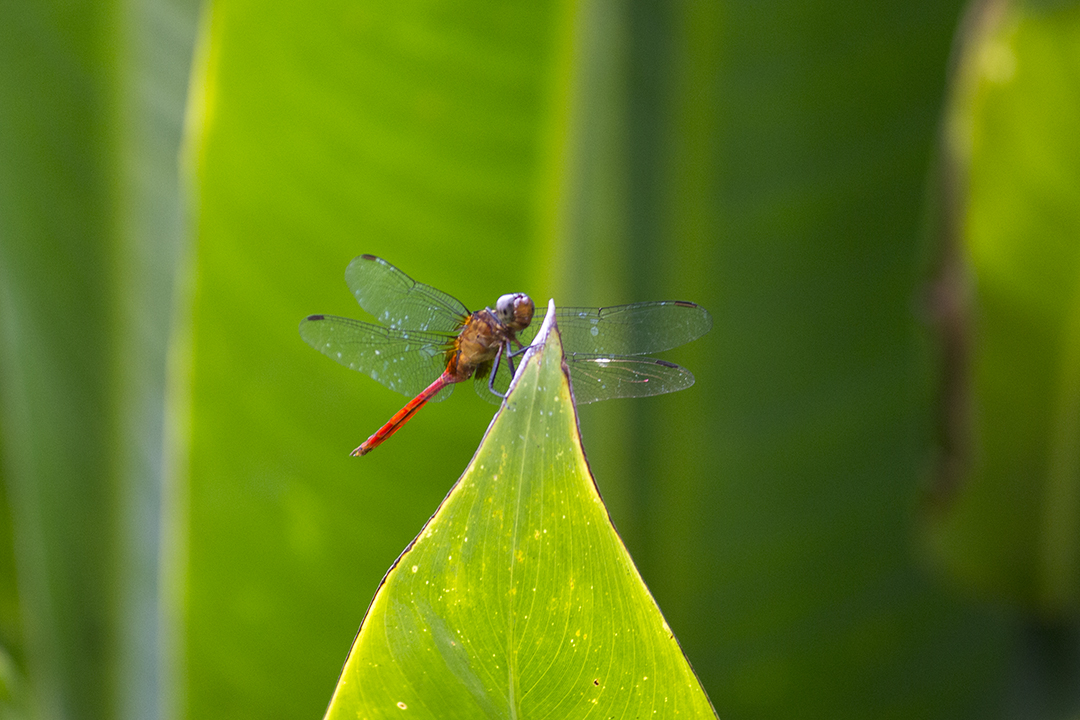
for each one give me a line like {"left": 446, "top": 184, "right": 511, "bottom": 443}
{"left": 345, "top": 255, "right": 469, "bottom": 334}
{"left": 520, "top": 301, "right": 712, "bottom": 356}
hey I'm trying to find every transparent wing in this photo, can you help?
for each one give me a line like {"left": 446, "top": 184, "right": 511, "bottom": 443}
{"left": 477, "top": 349, "right": 696, "bottom": 405}
{"left": 344, "top": 255, "right": 469, "bottom": 333}
{"left": 517, "top": 301, "right": 712, "bottom": 356}
{"left": 299, "top": 314, "right": 455, "bottom": 401}
{"left": 564, "top": 355, "right": 695, "bottom": 404}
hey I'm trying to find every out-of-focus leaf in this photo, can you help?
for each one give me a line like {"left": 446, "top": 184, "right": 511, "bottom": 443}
{"left": 0, "top": 1, "right": 199, "bottom": 718}
{"left": 180, "top": 1, "right": 561, "bottom": 716}
{"left": 0, "top": 3, "right": 120, "bottom": 718}
{"left": 0, "top": 470, "right": 27, "bottom": 717}
{"left": 547, "top": 2, "right": 1013, "bottom": 719}
{"left": 325, "top": 307, "right": 717, "bottom": 719}
{"left": 113, "top": 0, "right": 200, "bottom": 718}
{"left": 925, "top": 3, "right": 1080, "bottom": 614}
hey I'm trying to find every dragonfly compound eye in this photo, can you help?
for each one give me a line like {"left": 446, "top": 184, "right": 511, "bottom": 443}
{"left": 494, "top": 294, "right": 519, "bottom": 320}
{"left": 512, "top": 294, "right": 534, "bottom": 330}
{"left": 496, "top": 293, "right": 533, "bottom": 330}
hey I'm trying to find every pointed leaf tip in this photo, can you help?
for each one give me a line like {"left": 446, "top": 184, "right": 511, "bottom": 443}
{"left": 324, "top": 296, "right": 717, "bottom": 719}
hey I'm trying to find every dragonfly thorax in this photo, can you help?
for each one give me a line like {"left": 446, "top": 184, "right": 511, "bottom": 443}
{"left": 494, "top": 293, "right": 535, "bottom": 333}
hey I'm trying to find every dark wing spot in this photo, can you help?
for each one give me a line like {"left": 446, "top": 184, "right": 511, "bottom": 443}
{"left": 360, "top": 253, "right": 378, "bottom": 261}
{"left": 673, "top": 300, "right": 699, "bottom": 308}
{"left": 306, "top": 314, "right": 325, "bottom": 321}
{"left": 655, "top": 359, "right": 679, "bottom": 369}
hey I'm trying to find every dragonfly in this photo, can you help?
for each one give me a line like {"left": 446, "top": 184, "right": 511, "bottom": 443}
{"left": 300, "top": 255, "right": 712, "bottom": 456}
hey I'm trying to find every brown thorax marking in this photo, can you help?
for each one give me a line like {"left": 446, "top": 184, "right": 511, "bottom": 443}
{"left": 444, "top": 293, "right": 535, "bottom": 382}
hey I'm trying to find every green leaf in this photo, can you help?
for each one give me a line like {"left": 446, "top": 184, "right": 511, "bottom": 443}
{"left": 0, "top": 0, "right": 198, "bottom": 717}
{"left": 180, "top": 2, "right": 565, "bottom": 717}
{"left": 0, "top": 3, "right": 117, "bottom": 715}
{"left": 325, "top": 306, "right": 717, "bottom": 719}
{"left": 925, "top": 3, "right": 1080, "bottom": 614}
{"left": 552, "top": 2, "right": 1012, "bottom": 718}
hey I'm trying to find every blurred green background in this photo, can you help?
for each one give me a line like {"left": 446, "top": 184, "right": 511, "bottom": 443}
{"left": 3, "top": 0, "right": 1080, "bottom": 718}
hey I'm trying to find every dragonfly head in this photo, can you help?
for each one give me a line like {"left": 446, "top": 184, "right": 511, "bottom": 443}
{"left": 495, "top": 293, "right": 534, "bottom": 332}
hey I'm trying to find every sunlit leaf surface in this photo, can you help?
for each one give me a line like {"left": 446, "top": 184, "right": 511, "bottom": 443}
{"left": 326, "top": 308, "right": 717, "bottom": 719}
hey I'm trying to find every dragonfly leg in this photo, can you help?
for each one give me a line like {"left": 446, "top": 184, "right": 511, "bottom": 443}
{"left": 505, "top": 346, "right": 516, "bottom": 378}
{"left": 487, "top": 344, "right": 509, "bottom": 398}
